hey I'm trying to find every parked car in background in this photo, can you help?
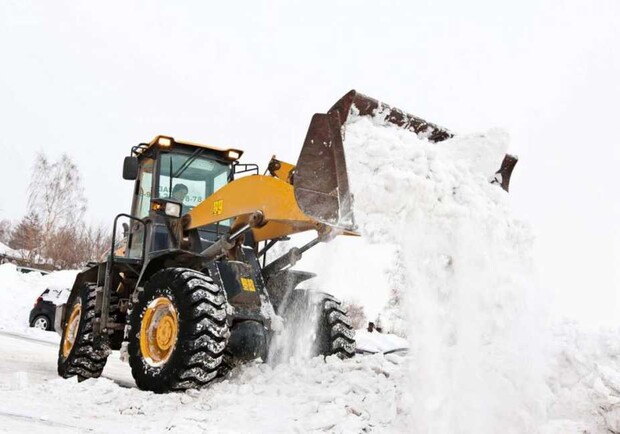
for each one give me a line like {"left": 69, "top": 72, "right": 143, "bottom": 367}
{"left": 29, "top": 287, "right": 70, "bottom": 331}
{"left": 17, "top": 266, "right": 50, "bottom": 275}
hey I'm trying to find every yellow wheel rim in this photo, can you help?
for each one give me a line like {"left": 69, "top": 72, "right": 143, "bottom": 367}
{"left": 62, "top": 302, "right": 82, "bottom": 358}
{"left": 140, "top": 297, "right": 179, "bottom": 366}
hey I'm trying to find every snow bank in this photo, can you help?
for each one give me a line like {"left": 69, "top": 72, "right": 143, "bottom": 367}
{"left": 0, "top": 263, "right": 77, "bottom": 337}
{"left": 0, "top": 241, "right": 18, "bottom": 258}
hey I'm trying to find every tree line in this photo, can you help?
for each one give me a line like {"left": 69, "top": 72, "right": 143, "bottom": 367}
{"left": 0, "top": 153, "right": 110, "bottom": 270}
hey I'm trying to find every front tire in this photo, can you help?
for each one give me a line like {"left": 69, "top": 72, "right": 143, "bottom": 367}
{"left": 57, "top": 283, "right": 110, "bottom": 380}
{"left": 127, "top": 268, "right": 229, "bottom": 393}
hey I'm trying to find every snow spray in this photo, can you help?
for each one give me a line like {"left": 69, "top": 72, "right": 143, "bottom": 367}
{"left": 311, "top": 115, "right": 552, "bottom": 433}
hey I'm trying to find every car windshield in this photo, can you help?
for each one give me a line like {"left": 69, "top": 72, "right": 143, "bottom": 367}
{"left": 158, "top": 152, "right": 230, "bottom": 216}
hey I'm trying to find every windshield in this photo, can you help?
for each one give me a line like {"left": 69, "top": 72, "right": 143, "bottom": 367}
{"left": 158, "top": 152, "right": 230, "bottom": 215}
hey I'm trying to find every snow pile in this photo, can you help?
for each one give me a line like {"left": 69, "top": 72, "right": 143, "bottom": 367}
{"left": 0, "top": 263, "right": 77, "bottom": 335}
{"left": 541, "top": 322, "right": 620, "bottom": 433}
{"left": 355, "top": 330, "right": 409, "bottom": 354}
{"left": 0, "top": 241, "right": 18, "bottom": 258}
{"left": 0, "top": 353, "right": 409, "bottom": 433}
{"left": 311, "top": 115, "right": 551, "bottom": 432}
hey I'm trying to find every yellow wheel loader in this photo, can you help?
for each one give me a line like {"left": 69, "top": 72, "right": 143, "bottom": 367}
{"left": 56, "top": 90, "right": 517, "bottom": 392}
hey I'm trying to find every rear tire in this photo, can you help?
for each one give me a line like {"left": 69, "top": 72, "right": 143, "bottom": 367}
{"left": 127, "top": 268, "right": 229, "bottom": 393}
{"left": 273, "top": 290, "right": 356, "bottom": 361}
{"left": 316, "top": 294, "right": 356, "bottom": 358}
{"left": 57, "top": 283, "right": 110, "bottom": 380}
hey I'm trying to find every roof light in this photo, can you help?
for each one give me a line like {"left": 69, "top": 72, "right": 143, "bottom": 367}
{"left": 227, "top": 150, "right": 241, "bottom": 160}
{"left": 158, "top": 137, "right": 172, "bottom": 147}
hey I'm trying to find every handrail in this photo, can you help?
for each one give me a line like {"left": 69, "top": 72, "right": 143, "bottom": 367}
{"left": 100, "top": 214, "right": 147, "bottom": 334}
{"left": 111, "top": 213, "right": 147, "bottom": 263}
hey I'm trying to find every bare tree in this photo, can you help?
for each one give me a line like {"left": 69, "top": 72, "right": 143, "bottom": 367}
{"left": 384, "top": 287, "right": 408, "bottom": 337}
{"left": 40, "top": 223, "right": 110, "bottom": 268}
{"left": 81, "top": 224, "right": 112, "bottom": 262}
{"left": 21, "top": 153, "right": 90, "bottom": 267}
{"left": 0, "top": 219, "right": 11, "bottom": 244}
{"left": 7, "top": 153, "right": 111, "bottom": 269}
{"left": 27, "top": 153, "right": 87, "bottom": 243}
{"left": 45, "top": 227, "right": 83, "bottom": 269}
{"left": 343, "top": 300, "right": 367, "bottom": 330}
{"left": 9, "top": 214, "right": 43, "bottom": 264}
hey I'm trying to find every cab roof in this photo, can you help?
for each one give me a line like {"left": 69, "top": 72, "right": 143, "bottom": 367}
{"left": 132, "top": 135, "right": 244, "bottom": 161}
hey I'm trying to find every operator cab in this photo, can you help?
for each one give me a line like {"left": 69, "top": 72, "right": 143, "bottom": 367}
{"left": 122, "top": 135, "right": 245, "bottom": 259}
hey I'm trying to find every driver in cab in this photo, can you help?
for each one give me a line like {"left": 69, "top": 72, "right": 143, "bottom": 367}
{"left": 171, "top": 183, "right": 188, "bottom": 203}
{"left": 170, "top": 183, "right": 190, "bottom": 214}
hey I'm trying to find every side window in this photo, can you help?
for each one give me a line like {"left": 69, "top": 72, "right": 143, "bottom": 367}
{"left": 133, "top": 159, "right": 154, "bottom": 219}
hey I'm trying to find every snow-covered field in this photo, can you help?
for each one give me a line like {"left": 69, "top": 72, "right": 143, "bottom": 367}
{"left": 1, "top": 114, "right": 620, "bottom": 433}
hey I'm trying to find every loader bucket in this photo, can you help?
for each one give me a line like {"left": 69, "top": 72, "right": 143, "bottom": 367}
{"left": 294, "top": 90, "right": 518, "bottom": 231}
{"left": 328, "top": 89, "right": 454, "bottom": 142}
{"left": 294, "top": 110, "right": 356, "bottom": 232}
{"left": 329, "top": 90, "right": 518, "bottom": 191}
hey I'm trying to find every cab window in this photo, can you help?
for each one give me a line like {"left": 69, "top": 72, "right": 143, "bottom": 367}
{"left": 158, "top": 153, "right": 230, "bottom": 218}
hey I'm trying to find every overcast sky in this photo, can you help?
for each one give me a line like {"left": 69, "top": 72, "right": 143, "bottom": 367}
{"left": 0, "top": 0, "right": 618, "bottom": 325}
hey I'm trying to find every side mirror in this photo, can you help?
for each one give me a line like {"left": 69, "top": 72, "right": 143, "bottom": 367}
{"left": 123, "top": 156, "right": 139, "bottom": 180}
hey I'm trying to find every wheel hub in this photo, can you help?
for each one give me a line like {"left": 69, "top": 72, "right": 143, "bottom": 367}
{"left": 34, "top": 317, "right": 48, "bottom": 330}
{"left": 140, "top": 297, "right": 178, "bottom": 366}
{"left": 155, "top": 316, "right": 176, "bottom": 350}
{"left": 62, "top": 303, "right": 81, "bottom": 358}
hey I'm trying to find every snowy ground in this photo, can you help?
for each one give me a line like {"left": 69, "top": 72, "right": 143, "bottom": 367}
{"left": 1, "top": 320, "right": 620, "bottom": 433}
{"left": 0, "top": 265, "right": 411, "bottom": 433}
{"left": 0, "top": 330, "right": 410, "bottom": 433}
{"left": 2, "top": 112, "right": 620, "bottom": 433}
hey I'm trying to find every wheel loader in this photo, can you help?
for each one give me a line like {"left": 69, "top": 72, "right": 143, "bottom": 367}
{"left": 56, "top": 90, "right": 517, "bottom": 393}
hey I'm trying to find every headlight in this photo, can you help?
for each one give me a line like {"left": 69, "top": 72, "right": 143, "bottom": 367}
{"left": 227, "top": 150, "right": 241, "bottom": 160}
{"left": 151, "top": 199, "right": 182, "bottom": 218}
{"left": 164, "top": 202, "right": 181, "bottom": 218}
